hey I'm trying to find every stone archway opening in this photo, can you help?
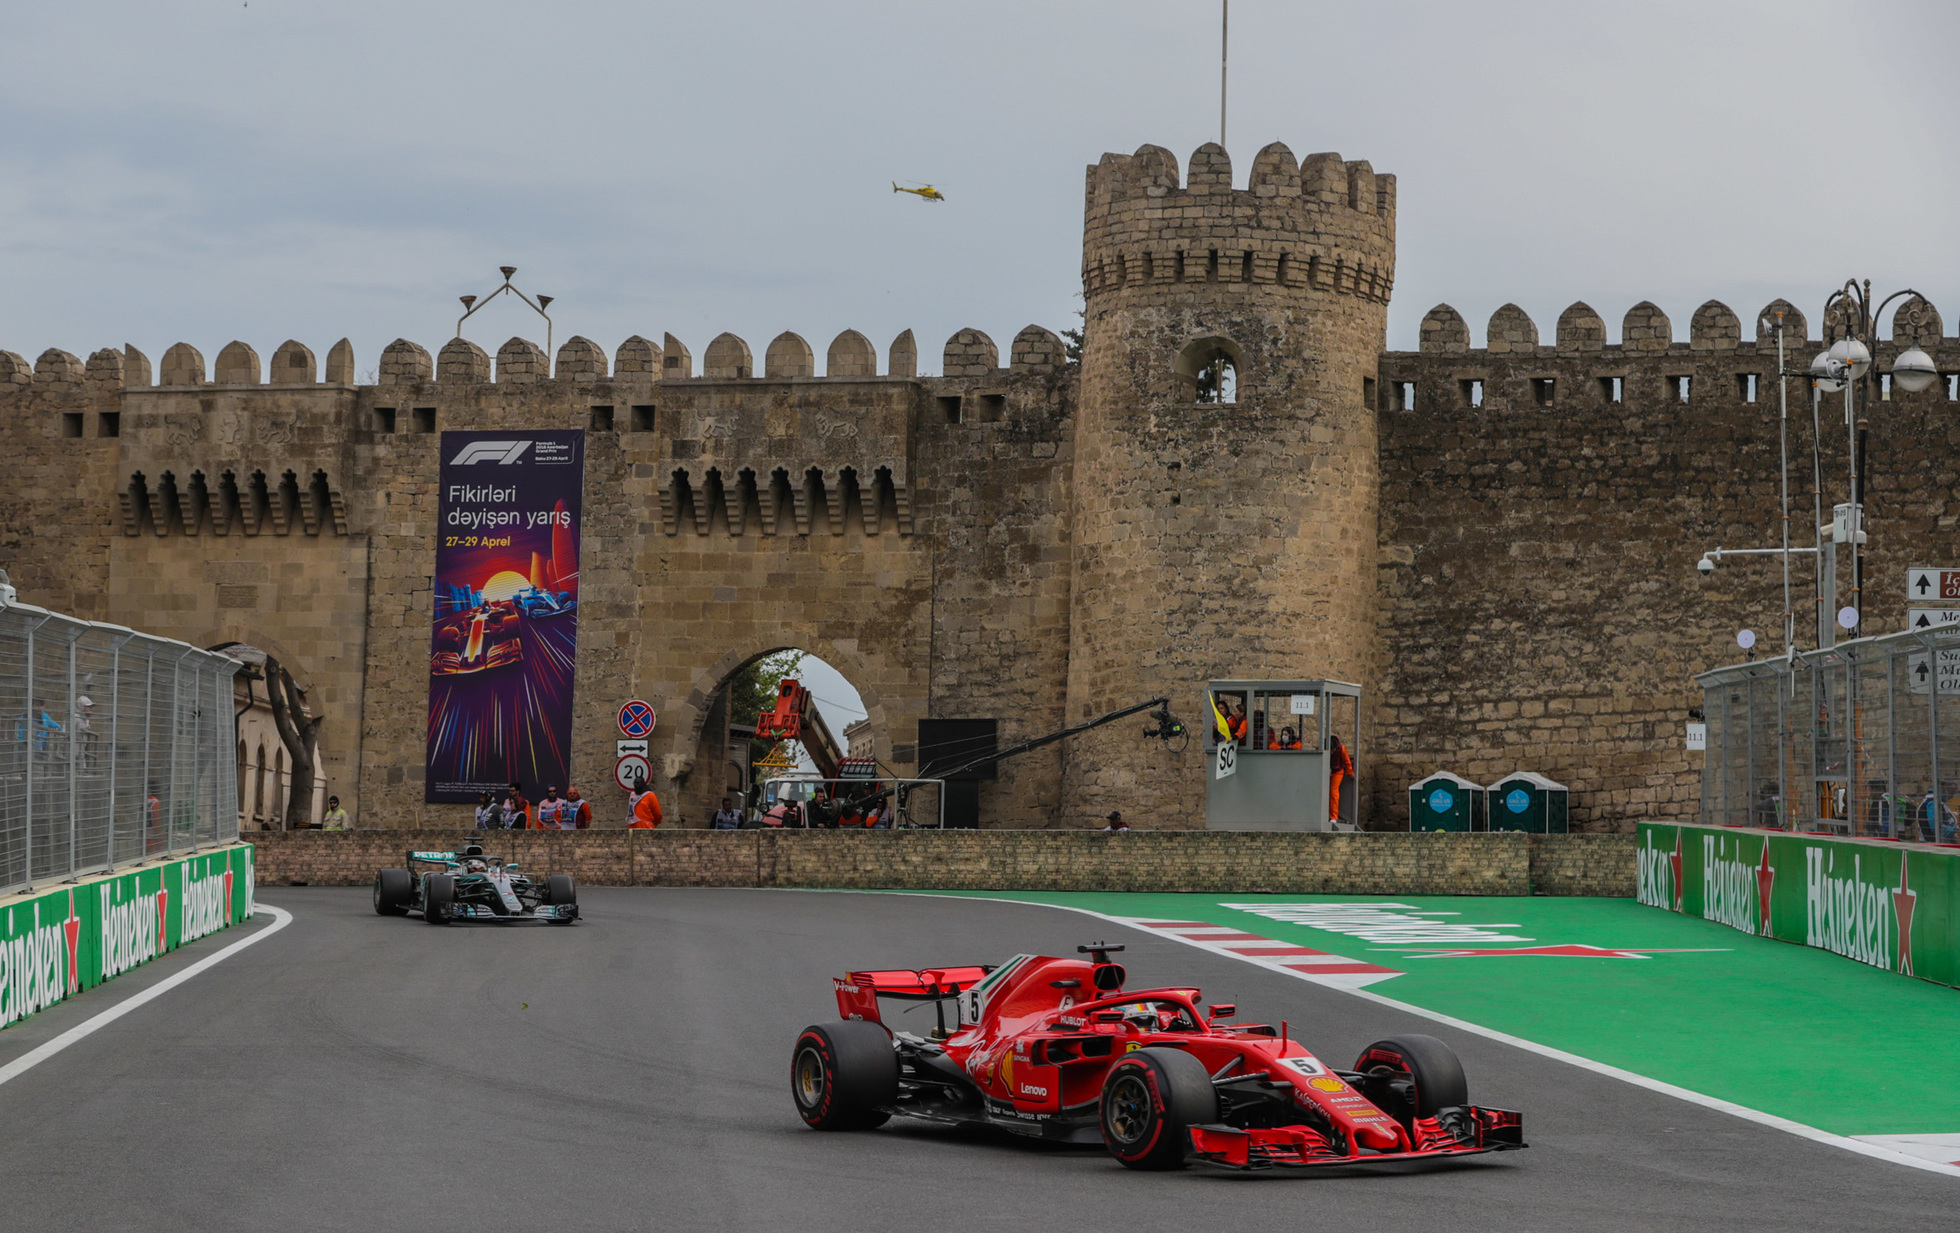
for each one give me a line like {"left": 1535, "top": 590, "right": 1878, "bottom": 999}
{"left": 678, "top": 646, "right": 879, "bottom": 825}
{"left": 1176, "top": 335, "right": 1240, "bottom": 404}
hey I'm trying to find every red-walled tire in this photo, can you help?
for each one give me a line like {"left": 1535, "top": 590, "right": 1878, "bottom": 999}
{"left": 791, "top": 1022, "right": 897, "bottom": 1130}
{"left": 1353, "top": 1034, "right": 1469, "bottom": 1132}
{"left": 1099, "top": 1047, "right": 1219, "bottom": 1170}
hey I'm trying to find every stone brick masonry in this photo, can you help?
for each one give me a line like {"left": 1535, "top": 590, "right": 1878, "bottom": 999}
{"left": 247, "top": 830, "right": 1634, "bottom": 897}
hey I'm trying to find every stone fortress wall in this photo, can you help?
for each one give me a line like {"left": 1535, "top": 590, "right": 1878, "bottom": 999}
{"left": 5, "top": 137, "right": 1958, "bottom": 832}
{"left": 1374, "top": 295, "right": 1960, "bottom": 828}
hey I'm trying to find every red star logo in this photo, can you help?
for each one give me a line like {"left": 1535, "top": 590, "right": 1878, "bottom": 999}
{"left": 1669, "top": 832, "right": 1685, "bottom": 912}
{"left": 1893, "top": 857, "right": 1918, "bottom": 977}
{"left": 63, "top": 890, "right": 82, "bottom": 994}
{"left": 1755, "top": 841, "right": 1776, "bottom": 936}
{"left": 155, "top": 886, "right": 170, "bottom": 957}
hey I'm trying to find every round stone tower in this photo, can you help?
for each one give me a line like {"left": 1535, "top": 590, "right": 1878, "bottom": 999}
{"left": 1062, "top": 140, "right": 1396, "bottom": 826}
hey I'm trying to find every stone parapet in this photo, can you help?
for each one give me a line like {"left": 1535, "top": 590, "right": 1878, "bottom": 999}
{"left": 249, "top": 830, "right": 1634, "bottom": 896}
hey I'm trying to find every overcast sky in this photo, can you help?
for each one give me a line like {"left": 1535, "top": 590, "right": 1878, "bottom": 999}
{"left": 3, "top": 1, "right": 1956, "bottom": 374}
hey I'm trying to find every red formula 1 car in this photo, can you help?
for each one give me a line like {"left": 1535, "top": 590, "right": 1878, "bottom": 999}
{"left": 789, "top": 944, "right": 1524, "bottom": 1171}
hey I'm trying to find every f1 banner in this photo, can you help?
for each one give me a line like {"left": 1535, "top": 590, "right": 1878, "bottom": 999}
{"left": 1638, "top": 823, "right": 1960, "bottom": 990}
{"left": 427, "top": 430, "right": 585, "bottom": 803}
{"left": 1, "top": 845, "right": 256, "bottom": 1031}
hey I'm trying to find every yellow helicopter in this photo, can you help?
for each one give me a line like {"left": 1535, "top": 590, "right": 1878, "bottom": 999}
{"left": 893, "top": 181, "right": 946, "bottom": 202}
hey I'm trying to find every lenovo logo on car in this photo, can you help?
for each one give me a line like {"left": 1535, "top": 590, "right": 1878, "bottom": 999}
{"left": 449, "top": 440, "right": 533, "bottom": 465}
{"left": 1018, "top": 1083, "right": 1049, "bottom": 1098}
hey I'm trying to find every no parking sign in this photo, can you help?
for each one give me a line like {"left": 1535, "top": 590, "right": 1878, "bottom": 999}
{"left": 618, "top": 700, "right": 657, "bottom": 738}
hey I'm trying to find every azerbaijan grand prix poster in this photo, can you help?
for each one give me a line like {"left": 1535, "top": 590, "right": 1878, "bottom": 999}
{"left": 425, "top": 430, "right": 585, "bottom": 803}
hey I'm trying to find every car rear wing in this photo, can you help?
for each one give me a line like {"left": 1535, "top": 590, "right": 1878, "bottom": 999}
{"left": 833, "top": 966, "right": 991, "bottom": 1025}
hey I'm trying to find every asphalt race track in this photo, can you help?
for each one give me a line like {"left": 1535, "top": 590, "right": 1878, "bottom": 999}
{"left": 1, "top": 888, "right": 1954, "bottom": 1231}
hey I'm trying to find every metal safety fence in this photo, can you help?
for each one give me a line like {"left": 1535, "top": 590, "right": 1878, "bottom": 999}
{"left": 1698, "top": 623, "right": 1960, "bottom": 840}
{"left": 1, "top": 599, "right": 241, "bottom": 896}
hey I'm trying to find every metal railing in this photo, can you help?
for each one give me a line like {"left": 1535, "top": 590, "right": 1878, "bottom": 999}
{"left": 1698, "top": 622, "right": 1960, "bottom": 840}
{"left": 1, "top": 599, "right": 241, "bottom": 895}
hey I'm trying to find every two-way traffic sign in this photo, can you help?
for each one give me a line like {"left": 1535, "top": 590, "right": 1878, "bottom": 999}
{"left": 1908, "top": 567, "right": 1960, "bottom": 603}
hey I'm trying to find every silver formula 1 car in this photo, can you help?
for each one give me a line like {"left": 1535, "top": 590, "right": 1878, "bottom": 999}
{"left": 372, "top": 842, "right": 578, "bottom": 925}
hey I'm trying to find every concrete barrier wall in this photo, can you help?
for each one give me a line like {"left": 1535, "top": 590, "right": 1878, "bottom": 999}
{"left": 252, "top": 831, "right": 1637, "bottom": 897}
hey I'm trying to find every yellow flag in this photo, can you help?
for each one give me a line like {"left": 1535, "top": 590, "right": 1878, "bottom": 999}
{"left": 1209, "top": 692, "right": 1232, "bottom": 741}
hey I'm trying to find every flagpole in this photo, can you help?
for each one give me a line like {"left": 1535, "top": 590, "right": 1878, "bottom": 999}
{"left": 1220, "top": 0, "right": 1228, "bottom": 148}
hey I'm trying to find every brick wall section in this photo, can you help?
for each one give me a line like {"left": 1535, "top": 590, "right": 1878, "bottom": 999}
{"left": 1528, "top": 833, "right": 1635, "bottom": 896}
{"left": 1376, "top": 308, "right": 1960, "bottom": 832}
{"left": 249, "top": 830, "right": 1632, "bottom": 896}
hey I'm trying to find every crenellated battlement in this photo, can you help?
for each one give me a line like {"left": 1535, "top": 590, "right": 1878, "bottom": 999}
{"left": 1384, "top": 294, "right": 1960, "bottom": 416}
{"left": 1081, "top": 141, "right": 1396, "bottom": 306}
{"left": 0, "top": 323, "right": 1069, "bottom": 397}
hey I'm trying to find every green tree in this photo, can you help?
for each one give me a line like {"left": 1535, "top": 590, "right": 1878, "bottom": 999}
{"left": 727, "top": 650, "right": 806, "bottom": 790}
{"left": 727, "top": 649, "right": 805, "bottom": 727}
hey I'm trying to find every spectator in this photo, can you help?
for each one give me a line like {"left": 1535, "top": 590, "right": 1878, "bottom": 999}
{"left": 631, "top": 783, "right": 663, "bottom": 828}
{"left": 535, "top": 785, "right": 572, "bottom": 829}
{"left": 321, "top": 795, "right": 350, "bottom": 830}
{"left": 501, "top": 782, "right": 529, "bottom": 829}
{"left": 864, "top": 801, "right": 888, "bottom": 829}
{"left": 1267, "top": 726, "right": 1302, "bottom": 751}
{"left": 1101, "top": 810, "right": 1130, "bottom": 833}
{"left": 145, "top": 785, "right": 162, "bottom": 852}
{"left": 75, "top": 696, "right": 96, "bottom": 771}
{"left": 567, "top": 787, "right": 593, "bottom": 829}
{"left": 474, "top": 791, "right": 498, "bottom": 829}
{"left": 712, "top": 797, "right": 742, "bottom": 830}
{"left": 33, "top": 698, "right": 61, "bottom": 761}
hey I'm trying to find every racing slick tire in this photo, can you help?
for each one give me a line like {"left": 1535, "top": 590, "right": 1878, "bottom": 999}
{"left": 422, "top": 874, "right": 456, "bottom": 925}
{"left": 1353, "top": 1034, "right": 1469, "bottom": 1132}
{"left": 1099, "top": 1046, "right": 1219, "bottom": 1170}
{"left": 791, "top": 1021, "right": 897, "bottom": 1131}
{"left": 542, "top": 874, "right": 577, "bottom": 923}
{"left": 372, "top": 868, "right": 412, "bottom": 916}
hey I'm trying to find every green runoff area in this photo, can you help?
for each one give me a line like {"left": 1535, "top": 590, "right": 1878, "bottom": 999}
{"left": 906, "top": 889, "right": 1960, "bottom": 1141}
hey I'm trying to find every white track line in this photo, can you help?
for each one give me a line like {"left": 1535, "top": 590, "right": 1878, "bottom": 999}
{"left": 863, "top": 891, "right": 1960, "bottom": 1182}
{"left": 0, "top": 905, "right": 292, "bottom": 1089}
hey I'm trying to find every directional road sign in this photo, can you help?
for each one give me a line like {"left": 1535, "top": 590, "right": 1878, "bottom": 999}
{"left": 1908, "top": 567, "right": 1960, "bottom": 603}
{"left": 1907, "top": 649, "right": 1960, "bottom": 696}
{"left": 618, "top": 700, "right": 657, "bottom": 738}
{"left": 614, "top": 753, "right": 652, "bottom": 792}
{"left": 1907, "top": 608, "right": 1960, "bottom": 632}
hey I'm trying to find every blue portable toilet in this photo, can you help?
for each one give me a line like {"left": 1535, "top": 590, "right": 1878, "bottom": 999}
{"left": 1409, "top": 772, "right": 1484, "bottom": 832}
{"left": 1485, "top": 772, "right": 1570, "bottom": 834}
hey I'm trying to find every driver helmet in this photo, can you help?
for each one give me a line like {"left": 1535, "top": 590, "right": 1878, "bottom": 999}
{"left": 466, "top": 858, "right": 488, "bottom": 872}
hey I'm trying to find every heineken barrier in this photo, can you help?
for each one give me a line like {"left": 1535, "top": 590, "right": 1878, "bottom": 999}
{"left": 0, "top": 844, "right": 255, "bottom": 1030}
{"left": 1637, "top": 823, "right": 1960, "bottom": 990}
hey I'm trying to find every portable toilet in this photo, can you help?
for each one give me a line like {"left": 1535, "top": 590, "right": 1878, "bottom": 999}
{"left": 1409, "top": 772, "right": 1484, "bottom": 833}
{"left": 1486, "top": 772, "right": 1570, "bottom": 834}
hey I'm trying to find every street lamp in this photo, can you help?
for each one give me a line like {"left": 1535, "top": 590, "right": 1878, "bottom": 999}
{"left": 1816, "top": 279, "right": 1935, "bottom": 636}
{"left": 456, "top": 265, "right": 556, "bottom": 360}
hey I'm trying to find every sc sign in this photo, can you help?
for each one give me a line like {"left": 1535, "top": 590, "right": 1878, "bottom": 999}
{"left": 1214, "top": 741, "right": 1238, "bottom": 781}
